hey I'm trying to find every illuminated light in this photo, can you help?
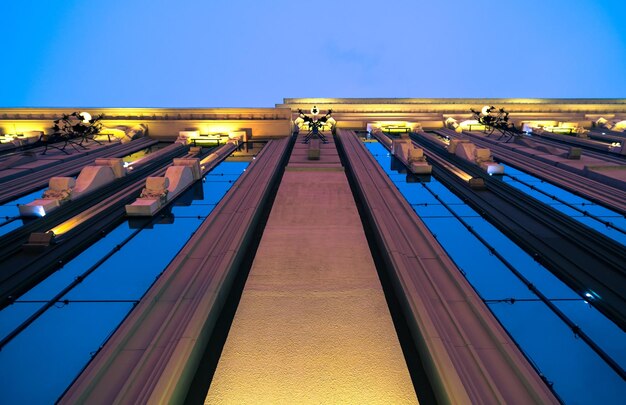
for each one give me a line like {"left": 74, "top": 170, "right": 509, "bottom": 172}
{"left": 481, "top": 105, "right": 491, "bottom": 115}
{"left": 602, "top": 132, "right": 606, "bottom": 135}
{"left": 559, "top": 122, "right": 577, "bottom": 129}
{"left": 79, "top": 112, "right": 92, "bottom": 123}
{"left": 459, "top": 120, "right": 486, "bottom": 131}
{"left": 583, "top": 291, "right": 600, "bottom": 302}
{"left": 200, "top": 125, "right": 239, "bottom": 135}
{"left": 613, "top": 120, "right": 626, "bottom": 131}
{"left": 374, "top": 121, "right": 415, "bottom": 134}
{"left": 456, "top": 170, "right": 474, "bottom": 182}
{"left": 436, "top": 157, "right": 473, "bottom": 181}
{"left": 0, "top": 135, "right": 15, "bottom": 144}
{"left": 522, "top": 121, "right": 558, "bottom": 130}
{"left": 189, "top": 136, "right": 223, "bottom": 146}
{"left": 34, "top": 205, "right": 46, "bottom": 217}
{"left": 207, "top": 126, "right": 230, "bottom": 133}
{"left": 50, "top": 217, "right": 84, "bottom": 237}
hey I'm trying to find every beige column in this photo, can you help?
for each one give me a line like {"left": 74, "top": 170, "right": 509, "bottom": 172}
{"left": 206, "top": 135, "right": 417, "bottom": 404}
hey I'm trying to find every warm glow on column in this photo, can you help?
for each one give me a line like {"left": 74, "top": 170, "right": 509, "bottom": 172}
{"left": 458, "top": 120, "right": 485, "bottom": 131}
{"left": 451, "top": 167, "right": 473, "bottom": 182}
{"left": 614, "top": 120, "right": 626, "bottom": 131}
{"left": 199, "top": 125, "right": 240, "bottom": 136}
{"left": 373, "top": 121, "right": 416, "bottom": 133}
{"left": 206, "top": 170, "right": 417, "bottom": 404}
{"left": 50, "top": 217, "right": 84, "bottom": 237}
{"left": 49, "top": 207, "right": 100, "bottom": 236}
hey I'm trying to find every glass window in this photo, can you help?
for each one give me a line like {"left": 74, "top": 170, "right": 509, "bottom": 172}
{"left": 0, "top": 158, "right": 251, "bottom": 402}
{"left": 361, "top": 138, "right": 626, "bottom": 402}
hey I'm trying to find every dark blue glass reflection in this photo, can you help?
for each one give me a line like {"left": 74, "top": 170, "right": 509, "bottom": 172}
{"left": 362, "top": 140, "right": 626, "bottom": 404}
{"left": 499, "top": 165, "right": 626, "bottom": 245}
{"left": 0, "top": 159, "right": 249, "bottom": 404}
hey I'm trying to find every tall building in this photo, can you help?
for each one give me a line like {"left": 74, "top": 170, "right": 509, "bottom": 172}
{"left": 0, "top": 99, "right": 625, "bottom": 404}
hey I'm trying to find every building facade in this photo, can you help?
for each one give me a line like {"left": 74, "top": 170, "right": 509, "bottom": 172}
{"left": 0, "top": 99, "right": 625, "bottom": 404}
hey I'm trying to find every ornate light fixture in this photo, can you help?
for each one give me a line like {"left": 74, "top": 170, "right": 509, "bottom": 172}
{"left": 470, "top": 106, "right": 520, "bottom": 142}
{"left": 296, "top": 108, "right": 334, "bottom": 144}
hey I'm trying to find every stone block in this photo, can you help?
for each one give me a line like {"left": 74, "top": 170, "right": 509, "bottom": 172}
{"left": 126, "top": 199, "right": 162, "bottom": 216}
{"left": 567, "top": 147, "right": 582, "bottom": 160}
{"left": 308, "top": 138, "right": 320, "bottom": 160}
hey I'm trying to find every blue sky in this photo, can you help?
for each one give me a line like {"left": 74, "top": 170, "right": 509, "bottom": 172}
{"left": 1, "top": 0, "right": 625, "bottom": 107}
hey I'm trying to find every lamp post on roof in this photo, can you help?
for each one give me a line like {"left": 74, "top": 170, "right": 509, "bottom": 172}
{"left": 470, "top": 106, "right": 520, "bottom": 142}
{"left": 297, "top": 108, "right": 334, "bottom": 144}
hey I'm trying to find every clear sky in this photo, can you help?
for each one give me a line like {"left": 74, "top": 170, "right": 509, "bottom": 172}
{"left": 1, "top": 0, "right": 625, "bottom": 107}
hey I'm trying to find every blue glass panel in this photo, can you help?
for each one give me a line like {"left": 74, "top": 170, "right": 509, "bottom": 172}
{"left": 0, "top": 218, "right": 22, "bottom": 237}
{"left": 461, "top": 216, "right": 580, "bottom": 299}
{"left": 362, "top": 138, "right": 626, "bottom": 400}
{"left": 0, "top": 158, "right": 250, "bottom": 391}
{"left": 573, "top": 217, "right": 626, "bottom": 245}
{"left": 207, "top": 161, "right": 249, "bottom": 176}
{"left": 0, "top": 302, "right": 134, "bottom": 404}
{"left": 64, "top": 217, "right": 204, "bottom": 301}
{"left": 388, "top": 170, "right": 411, "bottom": 181}
{"left": 195, "top": 180, "right": 237, "bottom": 205}
{"left": 553, "top": 300, "right": 626, "bottom": 367}
{"left": 18, "top": 224, "right": 136, "bottom": 301}
{"left": 418, "top": 216, "right": 536, "bottom": 300}
{"left": 489, "top": 302, "right": 626, "bottom": 404}
{"left": 443, "top": 201, "right": 483, "bottom": 218}
{"left": 0, "top": 302, "right": 41, "bottom": 339}
{"left": 0, "top": 206, "right": 18, "bottom": 218}
{"left": 395, "top": 183, "right": 436, "bottom": 205}
{"left": 411, "top": 203, "right": 455, "bottom": 218}
{"left": 0, "top": 224, "right": 136, "bottom": 341}
{"left": 204, "top": 175, "right": 241, "bottom": 184}
{"left": 500, "top": 165, "right": 626, "bottom": 245}
{"left": 170, "top": 203, "right": 216, "bottom": 217}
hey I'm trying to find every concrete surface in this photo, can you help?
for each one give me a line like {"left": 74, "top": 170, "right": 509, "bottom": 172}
{"left": 206, "top": 135, "right": 417, "bottom": 404}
